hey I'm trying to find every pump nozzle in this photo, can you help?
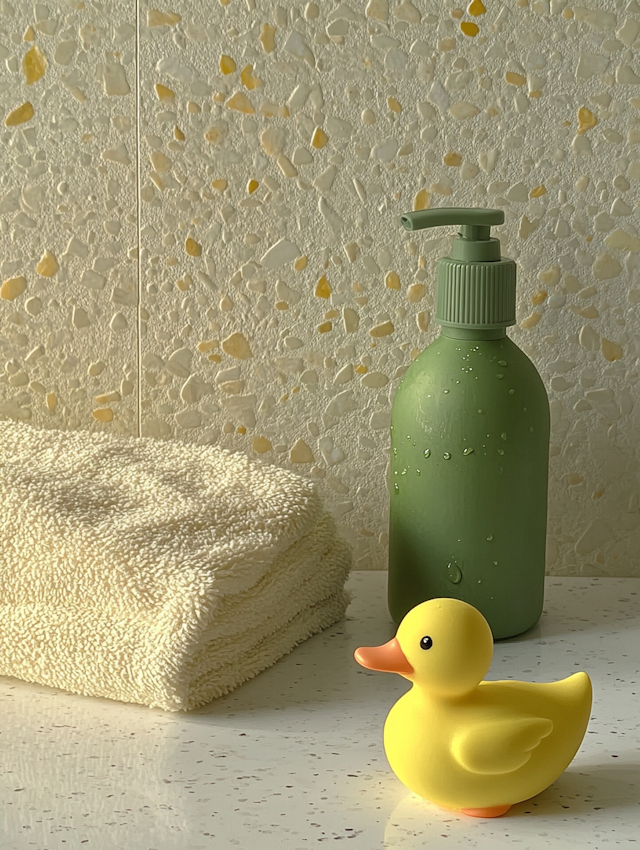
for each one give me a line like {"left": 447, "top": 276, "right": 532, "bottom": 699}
{"left": 400, "top": 207, "right": 505, "bottom": 262}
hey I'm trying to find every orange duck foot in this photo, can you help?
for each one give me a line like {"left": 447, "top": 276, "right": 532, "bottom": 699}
{"left": 460, "top": 804, "right": 511, "bottom": 818}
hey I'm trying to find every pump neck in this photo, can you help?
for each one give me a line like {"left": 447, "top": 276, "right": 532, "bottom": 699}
{"left": 440, "top": 326, "right": 507, "bottom": 340}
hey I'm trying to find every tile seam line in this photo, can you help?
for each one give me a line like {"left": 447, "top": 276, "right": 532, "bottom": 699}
{"left": 135, "top": 0, "right": 142, "bottom": 439}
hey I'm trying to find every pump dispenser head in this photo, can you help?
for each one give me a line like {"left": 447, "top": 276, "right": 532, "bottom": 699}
{"left": 401, "top": 207, "right": 516, "bottom": 329}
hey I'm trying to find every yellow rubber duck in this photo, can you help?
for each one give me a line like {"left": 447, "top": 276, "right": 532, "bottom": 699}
{"left": 354, "top": 597, "right": 592, "bottom": 818}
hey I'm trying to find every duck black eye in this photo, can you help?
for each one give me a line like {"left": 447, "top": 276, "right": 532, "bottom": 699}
{"left": 420, "top": 636, "right": 433, "bottom": 650}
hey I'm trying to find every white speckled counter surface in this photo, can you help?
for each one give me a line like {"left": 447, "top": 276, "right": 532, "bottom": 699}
{"left": 1, "top": 571, "right": 639, "bottom": 849}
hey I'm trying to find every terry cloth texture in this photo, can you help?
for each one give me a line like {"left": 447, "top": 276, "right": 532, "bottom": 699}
{"left": 0, "top": 421, "right": 351, "bottom": 711}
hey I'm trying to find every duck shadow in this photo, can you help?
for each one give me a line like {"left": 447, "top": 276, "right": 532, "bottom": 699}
{"left": 508, "top": 760, "right": 640, "bottom": 817}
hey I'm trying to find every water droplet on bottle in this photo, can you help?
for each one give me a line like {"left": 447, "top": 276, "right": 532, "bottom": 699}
{"left": 416, "top": 468, "right": 421, "bottom": 476}
{"left": 477, "top": 579, "right": 482, "bottom": 584}
{"left": 406, "top": 434, "right": 411, "bottom": 440}
{"left": 498, "top": 360, "right": 508, "bottom": 367}
{"left": 493, "top": 560, "right": 498, "bottom": 566}
{"left": 424, "top": 448, "right": 431, "bottom": 458}
{"left": 401, "top": 468, "right": 407, "bottom": 475}
{"left": 394, "top": 483, "right": 399, "bottom": 494}
{"left": 496, "top": 373, "right": 504, "bottom": 380}
{"left": 447, "top": 563, "right": 462, "bottom": 584}
{"left": 501, "top": 432, "right": 507, "bottom": 441}
{"left": 463, "top": 447, "right": 474, "bottom": 455}
{"left": 497, "top": 448, "right": 504, "bottom": 455}
{"left": 455, "top": 380, "right": 460, "bottom": 384}
{"left": 394, "top": 470, "right": 398, "bottom": 475}
{"left": 443, "top": 452, "right": 451, "bottom": 460}
{"left": 509, "top": 388, "right": 515, "bottom": 395}
{"left": 443, "top": 389, "right": 450, "bottom": 394}
{"left": 392, "top": 447, "right": 398, "bottom": 456}
{"left": 487, "top": 534, "right": 493, "bottom": 541}
{"left": 477, "top": 409, "right": 484, "bottom": 414}
{"left": 413, "top": 441, "right": 416, "bottom": 447}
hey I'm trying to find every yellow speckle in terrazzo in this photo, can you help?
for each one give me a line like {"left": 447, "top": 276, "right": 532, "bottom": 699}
{"left": 252, "top": 436, "right": 272, "bottom": 453}
{"left": 388, "top": 97, "right": 402, "bottom": 113}
{"left": 236, "top": 426, "right": 246, "bottom": 435}
{"left": 147, "top": 10, "right": 181, "bottom": 26}
{"left": 408, "top": 283, "right": 425, "bottom": 303}
{"left": 23, "top": 45, "right": 46, "bottom": 84}
{"left": 290, "top": 439, "right": 314, "bottom": 463}
{"left": 295, "top": 255, "right": 308, "bottom": 271}
{"left": 260, "top": 23, "right": 276, "bottom": 53}
{"left": 577, "top": 107, "right": 598, "bottom": 135}
{"left": 92, "top": 408, "right": 114, "bottom": 422}
{"left": 539, "top": 266, "right": 561, "bottom": 287}
{"left": 530, "top": 184, "right": 546, "bottom": 198}
{"left": 197, "top": 340, "right": 218, "bottom": 353}
{"left": 601, "top": 339, "right": 623, "bottom": 362}
{"left": 208, "top": 354, "right": 222, "bottom": 363}
{"left": 318, "top": 321, "right": 332, "bottom": 334}
{"left": 185, "top": 237, "right": 201, "bottom": 257}
{"left": 5, "top": 102, "right": 34, "bottom": 126}
{"left": 444, "top": 151, "right": 462, "bottom": 166}
{"left": 370, "top": 321, "right": 394, "bottom": 338}
{"left": 155, "top": 83, "right": 174, "bottom": 102}
{"left": 417, "top": 311, "right": 430, "bottom": 332}
{"left": 241, "top": 65, "right": 262, "bottom": 90}
{"left": 311, "top": 127, "right": 328, "bottom": 149}
{"left": 0, "top": 276, "right": 26, "bottom": 301}
{"left": 315, "top": 275, "right": 331, "bottom": 298}
{"left": 45, "top": 393, "right": 57, "bottom": 411}
{"left": 521, "top": 312, "right": 542, "bottom": 329}
{"left": 94, "top": 391, "right": 121, "bottom": 404}
{"left": 226, "top": 91, "right": 255, "bottom": 114}
{"left": 173, "top": 126, "right": 185, "bottom": 141}
{"left": 222, "top": 332, "right": 252, "bottom": 359}
{"left": 505, "top": 71, "right": 526, "bottom": 87}
{"left": 248, "top": 179, "right": 259, "bottom": 194}
{"left": 150, "top": 150, "right": 172, "bottom": 172}
{"left": 220, "top": 55, "right": 236, "bottom": 74}
{"left": 532, "top": 290, "right": 547, "bottom": 306}
{"left": 460, "top": 21, "right": 479, "bottom": 36}
{"left": 385, "top": 272, "right": 401, "bottom": 290}
{"left": 468, "top": 0, "right": 486, "bottom": 13}
{"left": 23, "top": 25, "right": 35, "bottom": 41}
{"left": 211, "top": 178, "right": 227, "bottom": 192}
{"left": 355, "top": 365, "right": 368, "bottom": 374}
{"left": 413, "top": 189, "right": 430, "bottom": 211}
{"left": 35, "top": 251, "right": 58, "bottom": 277}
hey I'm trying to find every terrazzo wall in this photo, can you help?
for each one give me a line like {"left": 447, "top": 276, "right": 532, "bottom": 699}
{"left": 1, "top": 0, "right": 639, "bottom": 576}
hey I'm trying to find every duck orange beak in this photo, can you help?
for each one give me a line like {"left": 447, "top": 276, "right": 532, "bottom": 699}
{"left": 354, "top": 638, "right": 414, "bottom": 676}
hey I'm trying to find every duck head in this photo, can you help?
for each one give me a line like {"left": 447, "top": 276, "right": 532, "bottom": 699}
{"left": 355, "top": 597, "right": 494, "bottom": 697}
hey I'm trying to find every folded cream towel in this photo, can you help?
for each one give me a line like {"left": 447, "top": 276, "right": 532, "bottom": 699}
{"left": 0, "top": 421, "right": 351, "bottom": 711}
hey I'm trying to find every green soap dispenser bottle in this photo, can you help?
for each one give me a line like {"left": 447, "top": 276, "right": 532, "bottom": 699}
{"left": 388, "top": 208, "right": 550, "bottom": 639}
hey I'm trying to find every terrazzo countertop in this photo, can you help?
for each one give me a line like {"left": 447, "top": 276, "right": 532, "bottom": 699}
{"left": 1, "top": 571, "right": 639, "bottom": 849}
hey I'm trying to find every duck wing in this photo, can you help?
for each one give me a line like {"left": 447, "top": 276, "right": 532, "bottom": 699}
{"left": 452, "top": 716, "right": 553, "bottom": 775}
